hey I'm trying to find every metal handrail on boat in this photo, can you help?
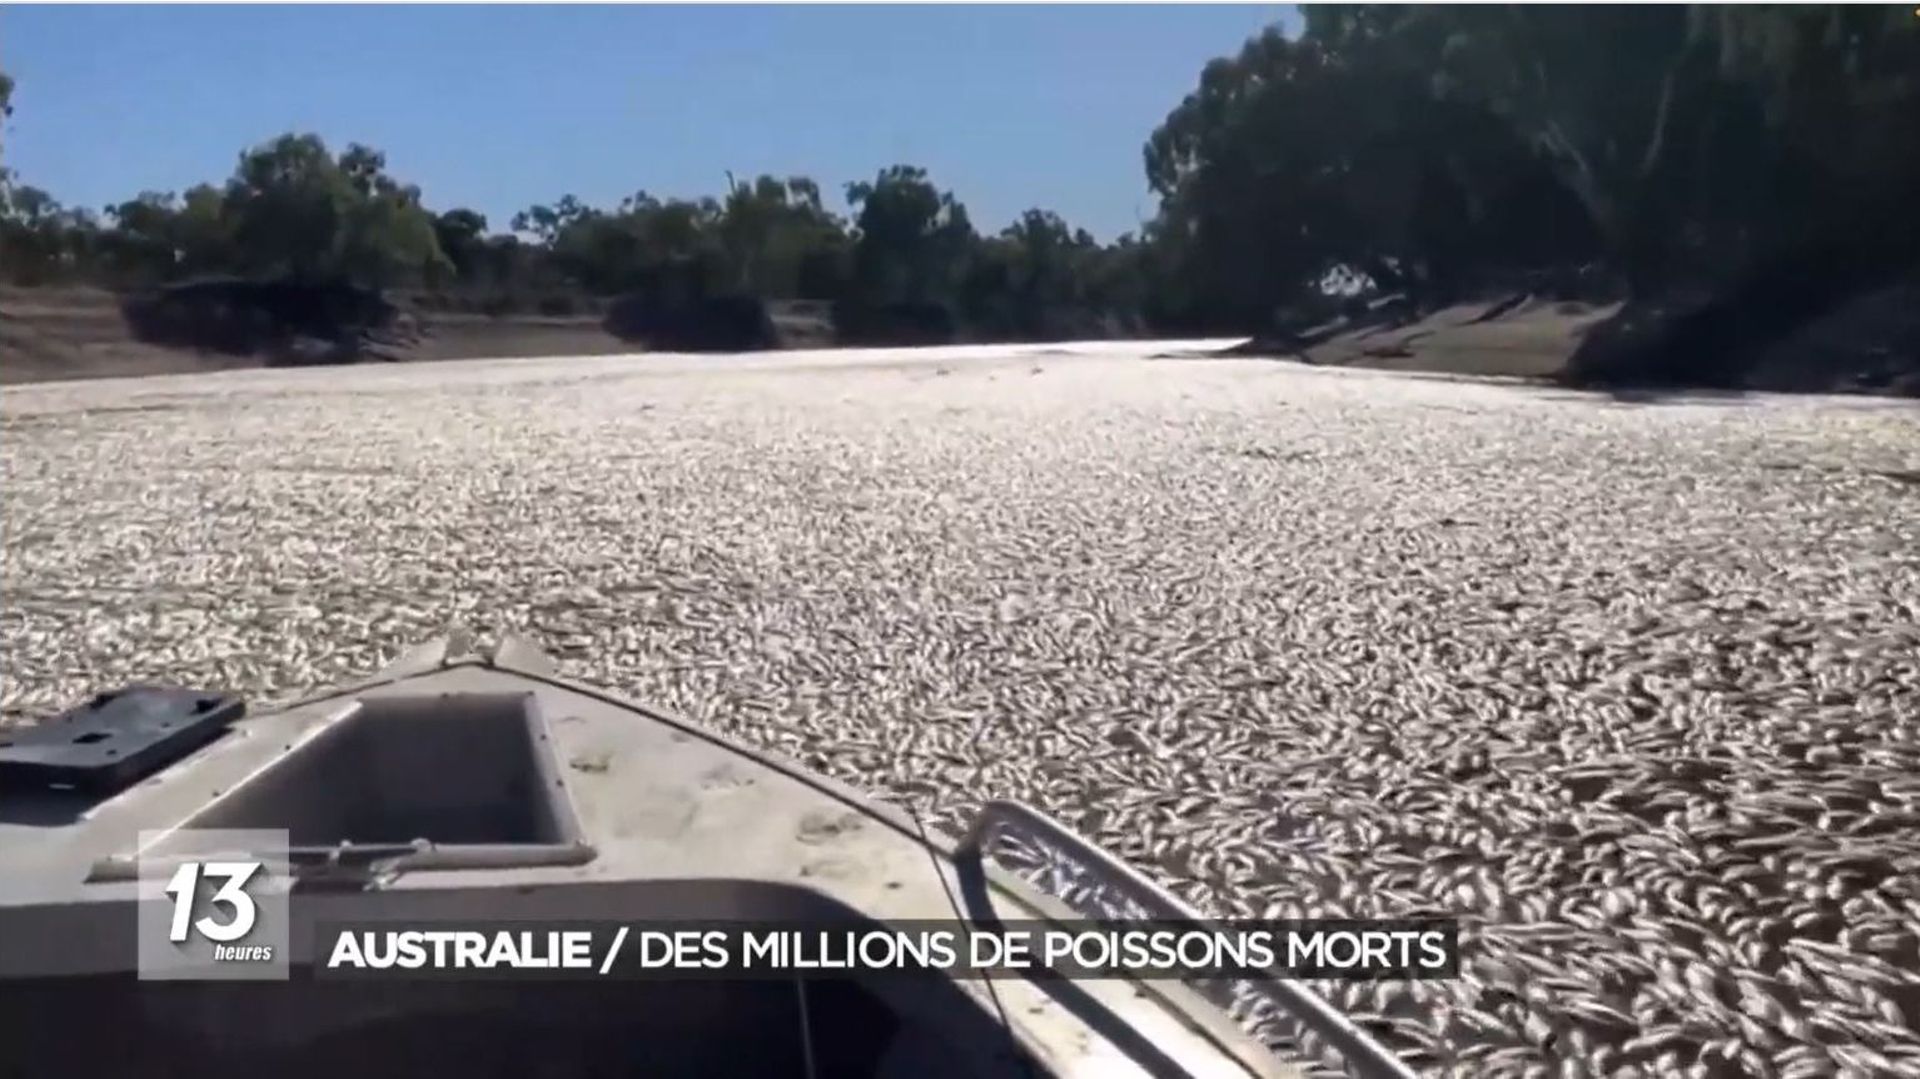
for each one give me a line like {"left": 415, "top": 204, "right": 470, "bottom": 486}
{"left": 955, "top": 799, "right": 1419, "bottom": 1079}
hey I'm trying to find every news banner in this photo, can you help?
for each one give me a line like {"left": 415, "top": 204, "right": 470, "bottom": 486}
{"left": 137, "top": 831, "right": 1459, "bottom": 982}
{"left": 315, "top": 921, "right": 1458, "bottom": 980}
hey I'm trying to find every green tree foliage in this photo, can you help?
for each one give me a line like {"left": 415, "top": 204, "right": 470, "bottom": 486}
{"left": 718, "top": 173, "right": 848, "bottom": 298}
{"left": 512, "top": 191, "right": 729, "bottom": 298}
{"left": 845, "top": 165, "right": 976, "bottom": 308}
{"left": 0, "top": 185, "right": 100, "bottom": 285}
{"left": 2, "top": 122, "right": 452, "bottom": 288}
{"left": 0, "top": 66, "right": 15, "bottom": 176}
{"left": 1, "top": 67, "right": 24, "bottom": 235}
{"left": 1145, "top": 17, "right": 1602, "bottom": 324}
{"left": 1138, "top": 4, "right": 1916, "bottom": 327}
{"left": 960, "top": 210, "right": 1131, "bottom": 339}
{"left": 431, "top": 208, "right": 489, "bottom": 285}
{"left": 1696, "top": 5, "right": 1920, "bottom": 274}
{"left": 222, "top": 135, "right": 449, "bottom": 285}
{"left": 2, "top": 8, "right": 1915, "bottom": 351}
{"left": 1294, "top": 5, "right": 1919, "bottom": 293}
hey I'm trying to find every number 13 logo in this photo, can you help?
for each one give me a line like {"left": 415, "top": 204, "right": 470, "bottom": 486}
{"left": 163, "top": 862, "right": 263, "bottom": 943}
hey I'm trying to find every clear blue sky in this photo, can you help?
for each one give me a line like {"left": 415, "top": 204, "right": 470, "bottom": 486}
{"left": 0, "top": 4, "right": 1294, "bottom": 241}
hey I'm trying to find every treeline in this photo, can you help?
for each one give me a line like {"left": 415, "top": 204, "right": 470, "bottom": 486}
{"left": 1143, "top": 5, "right": 1919, "bottom": 330}
{"left": 2, "top": 6, "right": 1916, "bottom": 345}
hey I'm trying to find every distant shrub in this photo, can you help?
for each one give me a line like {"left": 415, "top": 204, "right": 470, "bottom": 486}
{"left": 604, "top": 291, "right": 779, "bottom": 352}
{"left": 120, "top": 277, "right": 396, "bottom": 362}
{"left": 831, "top": 300, "right": 957, "bottom": 346}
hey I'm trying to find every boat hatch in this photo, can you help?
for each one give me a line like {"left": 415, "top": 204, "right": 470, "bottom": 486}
{"left": 94, "top": 692, "right": 596, "bottom": 883}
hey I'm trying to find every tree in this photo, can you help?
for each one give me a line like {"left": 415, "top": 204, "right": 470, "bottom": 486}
{"left": 223, "top": 134, "right": 347, "bottom": 280}
{"left": 1145, "top": 30, "right": 1395, "bottom": 325}
{"left": 1697, "top": 5, "right": 1920, "bottom": 273}
{"left": 100, "top": 191, "right": 184, "bottom": 283}
{"left": 1, "top": 67, "right": 21, "bottom": 224}
{"left": 0, "top": 186, "right": 101, "bottom": 285}
{"left": 0, "top": 66, "right": 15, "bottom": 168}
{"left": 992, "top": 210, "right": 1097, "bottom": 336}
{"left": 432, "top": 208, "right": 490, "bottom": 283}
{"left": 1141, "top": 15, "right": 1607, "bottom": 330}
{"left": 174, "top": 184, "right": 232, "bottom": 277}
{"left": 1294, "top": 4, "right": 1918, "bottom": 295}
{"left": 1407, "top": 6, "right": 1720, "bottom": 290}
{"left": 511, "top": 195, "right": 593, "bottom": 246}
{"left": 716, "top": 174, "right": 849, "bottom": 297}
{"left": 7, "top": 6, "right": 1908, "bottom": 359}
{"left": 220, "top": 134, "right": 448, "bottom": 285}
{"left": 844, "top": 165, "right": 975, "bottom": 308}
